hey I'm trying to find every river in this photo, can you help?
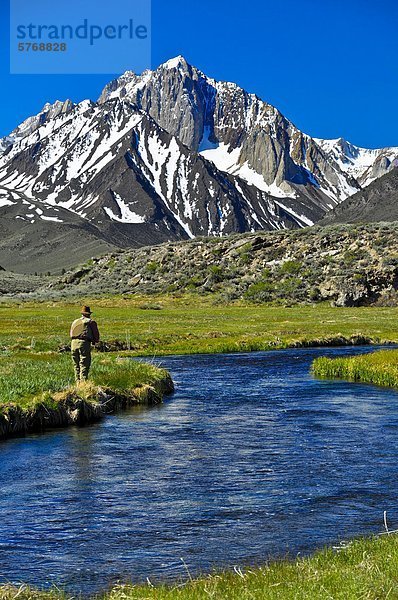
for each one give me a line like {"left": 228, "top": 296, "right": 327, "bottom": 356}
{"left": 1, "top": 346, "right": 398, "bottom": 594}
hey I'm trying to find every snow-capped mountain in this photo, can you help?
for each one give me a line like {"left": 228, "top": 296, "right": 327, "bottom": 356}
{"left": 100, "top": 56, "right": 398, "bottom": 204}
{"left": 0, "top": 55, "right": 397, "bottom": 272}
{"left": 314, "top": 137, "right": 398, "bottom": 188}
{"left": 0, "top": 98, "right": 316, "bottom": 236}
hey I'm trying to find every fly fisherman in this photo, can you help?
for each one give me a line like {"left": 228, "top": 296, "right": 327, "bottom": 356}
{"left": 70, "top": 306, "right": 100, "bottom": 381}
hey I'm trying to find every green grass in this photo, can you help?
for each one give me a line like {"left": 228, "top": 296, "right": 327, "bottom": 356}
{"left": 3, "top": 534, "right": 398, "bottom": 599}
{"left": 313, "top": 349, "right": 398, "bottom": 389}
{"left": 0, "top": 352, "right": 168, "bottom": 411}
{"left": 1, "top": 297, "right": 398, "bottom": 356}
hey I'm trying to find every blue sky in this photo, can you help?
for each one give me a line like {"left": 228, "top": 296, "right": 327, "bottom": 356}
{"left": 1, "top": 0, "right": 397, "bottom": 148}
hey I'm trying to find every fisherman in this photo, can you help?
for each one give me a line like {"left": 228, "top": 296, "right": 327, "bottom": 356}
{"left": 70, "top": 305, "right": 100, "bottom": 381}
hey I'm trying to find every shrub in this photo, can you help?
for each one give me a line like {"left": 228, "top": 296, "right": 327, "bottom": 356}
{"left": 277, "top": 260, "right": 302, "bottom": 276}
{"left": 207, "top": 265, "right": 224, "bottom": 283}
{"left": 146, "top": 261, "right": 159, "bottom": 273}
{"left": 106, "top": 258, "right": 116, "bottom": 270}
{"left": 276, "top": 276, "right": 302, "bottom": 299}
{"left": 308, "top": 287, "right": 321, "bottom": 301}
{"left": 186, "top": 275, "right": 204, "bottom": 289}
{"left": 244, "top": 281, "right": 275, "bottom": 303}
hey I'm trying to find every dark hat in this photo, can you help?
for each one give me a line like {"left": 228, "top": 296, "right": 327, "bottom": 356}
{"left": 80, "top": 305, "right": 92, "bottom": 316}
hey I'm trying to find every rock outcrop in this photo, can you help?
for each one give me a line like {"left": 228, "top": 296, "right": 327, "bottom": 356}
{"left": 21, "top": 221, "right": 398, "bottom": 307}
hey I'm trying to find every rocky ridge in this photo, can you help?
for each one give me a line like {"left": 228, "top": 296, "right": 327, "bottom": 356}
{"left": 100, "top": 56, "right": 398, "bottom": 204}
{"left": 22, "top": 222, "right": 398, "bottom": 307}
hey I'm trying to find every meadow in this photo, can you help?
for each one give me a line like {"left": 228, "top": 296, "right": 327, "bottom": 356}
{"left": 1, "top": 296, "right": 398, "bottom": 356}
{"left": 1, "top": 295, "right": 397, "bottom": 417}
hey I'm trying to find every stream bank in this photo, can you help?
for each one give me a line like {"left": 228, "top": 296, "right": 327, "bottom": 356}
{"left": 0, "top": 373, "right": 174, "bottom": 441}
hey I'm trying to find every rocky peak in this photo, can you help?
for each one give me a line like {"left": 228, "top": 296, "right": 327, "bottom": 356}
{"left": 160, "top": 55, "right": 191, "bottom": 73}
{"left": 96, "top": 58, "right": 364, "bottom": 203}
{"left": 0, "top": 98, "right": 76, "bottom": 153}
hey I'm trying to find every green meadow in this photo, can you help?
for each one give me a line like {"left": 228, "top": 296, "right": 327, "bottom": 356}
{"left": 1, "top": 295, "right": 398, "bottom": 414}
{"left": 1, "top": 296, "right": 398, "bottom": 357}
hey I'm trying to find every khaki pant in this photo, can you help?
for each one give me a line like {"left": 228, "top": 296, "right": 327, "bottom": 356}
{"left": 71, "top": 339, "right": 92, "bottom": 381}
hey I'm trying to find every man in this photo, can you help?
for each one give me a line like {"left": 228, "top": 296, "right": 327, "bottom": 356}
{"left": 70, "top": 305, "right": 100, "bottom": 382}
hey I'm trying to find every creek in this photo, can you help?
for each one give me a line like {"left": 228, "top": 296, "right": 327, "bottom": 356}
{"left": 1, "top": 346, "right": 397, "bottom": 594}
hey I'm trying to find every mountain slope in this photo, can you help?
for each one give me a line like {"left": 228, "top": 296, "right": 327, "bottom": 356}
{"left": 0, "top": 94, "right": 323, "bottom": 272}
{"left": 314, "top": 137, "right": 398, "bottom": 187}
{"left": 0, "top": 188, "right": 118, "bottom": 273}
{"left": 17, "top": 222, "right": 398, "bottom": 308}
{"left": 320, "top": 169, "right": 398, "bottom": 225}
{"left": 99, "top": 56, "right": 398, "bottom": 205}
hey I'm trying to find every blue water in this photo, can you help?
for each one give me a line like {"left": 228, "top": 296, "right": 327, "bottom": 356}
{"left": 1, "top": 346, "right": 398, "bottom": 594}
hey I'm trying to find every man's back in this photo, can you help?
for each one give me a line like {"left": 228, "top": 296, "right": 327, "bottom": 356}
{"left": 70, "top": 317, "right": 100, "bottom": 343}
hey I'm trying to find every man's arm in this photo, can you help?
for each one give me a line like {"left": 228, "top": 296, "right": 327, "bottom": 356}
{"left": 70, "top": 320, "right": 76, "bottom": 338}
{"left": 90, "top": 320, "right": 100, "bottom": 344}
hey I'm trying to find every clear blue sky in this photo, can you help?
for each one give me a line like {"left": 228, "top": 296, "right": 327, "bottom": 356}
{"left": 1, "top": 0, "right": 397, "bottom": 148}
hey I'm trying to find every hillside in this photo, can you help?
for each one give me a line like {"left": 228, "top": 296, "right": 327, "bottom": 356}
{"left": 320, "top": 168, "right": 398, "bottom": 225}
{"left": 0, "top": 269, "right": 43, "bottom": 295}
{"left": 21, "top": 222, "right": 398, "bottom": 307}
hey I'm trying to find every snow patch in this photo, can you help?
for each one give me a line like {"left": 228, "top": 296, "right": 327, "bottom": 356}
{"left": 237, "top": 163, "right": 298, "bottom": 199}
{"left": 0, "top": 198, "right": 15, "bottom": 208}
{"left": 200, "top": 142, "right": 241, "bottom": 172}
{"left": 163, "top": 56, "right": 187, "bottom": 70}
{"left": 41, "top": 215, "right": 64, "bottom": 222}
{"left": 200, "top": 142, "right": 297, "bottom": 199}
{"left": 103, "top": 193, "right": 146, "bottom": 223}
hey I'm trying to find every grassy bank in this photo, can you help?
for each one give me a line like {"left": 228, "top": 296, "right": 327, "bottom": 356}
{"left": 0, "top": 353, "right": 173, "bottom": 440}
{"left": 2, "top": 533, "right": 398, "bottom": 599}
{"left": 312, "top": 348, "right": 398, "bottom": 388}
{"left": 1, "top": 297, "right": 398, "bottom": 356}
{"left": 0, "top": 352, "right": 171, "bottom": 407}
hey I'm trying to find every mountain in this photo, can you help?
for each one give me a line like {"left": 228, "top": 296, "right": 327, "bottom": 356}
{"left": 0, "top": 55, "right": 397, "bottom": 272}
{"left": 0, "top": 188, "right": 117, "bottom": 273}
{"left": 99, "top": 56, "right": 397, "bottom": 203}
{"left": 320, "top": 168, "right": 398, "bottom": 225}
{"left": 314, "top": 137, "right": 398, "bottom": 188}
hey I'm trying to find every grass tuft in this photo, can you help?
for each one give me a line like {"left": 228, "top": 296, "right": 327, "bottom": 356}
{"left": 0, "top": 353, "right": 168, "bottom": 411}
{"left": 313, "top": 349, "right": 398, "bottom": 389}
